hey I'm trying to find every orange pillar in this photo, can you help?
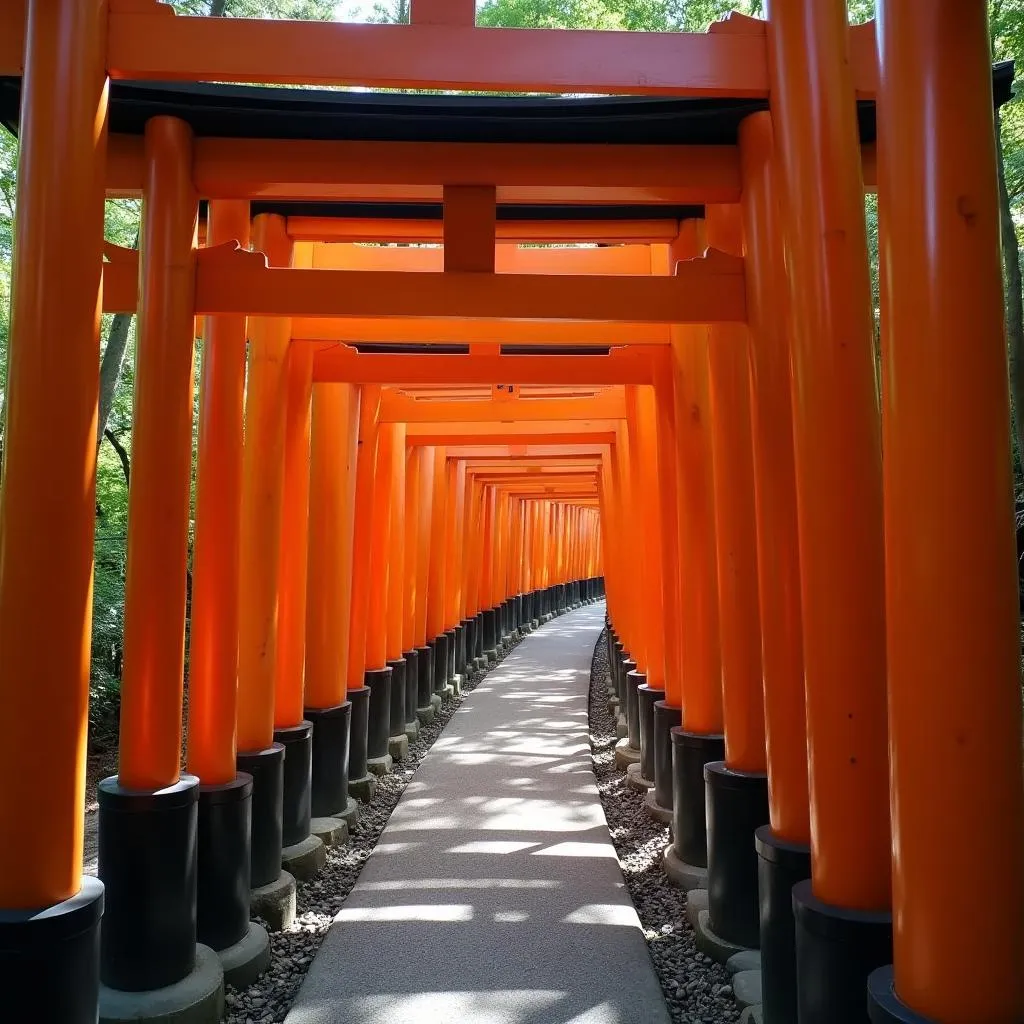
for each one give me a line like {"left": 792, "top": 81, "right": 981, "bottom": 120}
{"left": 305, "top": 384, "right": 360, "bottom": 711}
{"left": 237, "top": 214, "right": 294, "bottom": 754}
{"left": 426, "top": 447, "right": 449, "bottom": 644}
{"left": 188, "top": 200, "right": 250, "bottom": 785}
{"left": 0, "top": 0, "right": 108, "bottom": 911}
{"left": 403, "top": 444, "right": 422, "bottom": 658}
{"left": 366, "top": 424, "right": 396, "bottom": 672}
{"left": 386, "top": 424, "right": 407, "bottom": 667}
{"left": 872, "top": 4, "right": 1024, "bottom": 1020}
{"left": 118, "top": 117, "right": 198, "bottom": 790}
{"left": 414, "top": 446, "right": 436, "bottom": 650}
{"left": 766, "top": 0, "right": 891, "bottom": 915}
{"left": 275, "top": 343, "right": 314, "bottom": 730}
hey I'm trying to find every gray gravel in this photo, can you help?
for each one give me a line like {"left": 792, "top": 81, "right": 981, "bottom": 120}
{"left": 587, "top": 629, "right": 741, "bottom": 1024}
{"left": 225, "top": 641, "right": 522, "bottom": 1024}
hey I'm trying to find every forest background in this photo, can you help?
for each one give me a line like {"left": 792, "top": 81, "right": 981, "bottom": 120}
{"left": 0, "top": 0, "right": 1019, "bottom": 745}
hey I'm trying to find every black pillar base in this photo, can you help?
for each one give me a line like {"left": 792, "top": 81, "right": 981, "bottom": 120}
{"left": 637, "top": 684, "right": 665, "bottom": 782}
{"left": 793, "top": 879, "right": 893, "bottom": 1024}
{"left": 432, "top": 633, "right": 449, "bottom": 693}
{"left": 619, "top": 656, "right": 636, "bottom": 706}
{"left": 364, "top": 667, "right": 393, "bottom": 759}
{"left": 445, "top": 628, "right": 457, "bottom": 683}
{"left": 756, "top": 826, "right": 811, "bottom": 1024}
{"left": 867, "top": 966, "right": 934, "bottom": 1023}
{"left": 612, "top": 641, "right": 625, "bottom": 700}
{"left": 0, "top": 876, "right": 103, "bottom": 1024}
{"left": 416, "top": 646, "right": 434, "bottom": 710}
{"left": 98, "top": 775, "right": 199, "bottom": 991}
{"left": 386, "top": 658, "right": 407, "bottom": 739}
{"left": 460, "top": 620, "right": 473, "bottom": 676}
{"left": 705, "top": 762, "right": 769, "bottom": 949}
{"left": 237, "top": 743, "right": 284, "bottom": 888}
{"left": 625, "top": 669, "right": 644, "bottom": 749}
{"left": 197, "top": 774, "right": 252, "bottom": 952}
{"left": 453, "top": 624, "right": 465, "bottom": 678}
{"left": 474, "top": 612, "right": 485, "bottom": 658}
{"left": 652, "top": 701, "right": 682, "bottom": 811}
{"left": 403, "top": 650, "right": 420, "bottom": 728}
{"left": 273, "top": 721, "right": 313, "bottom": 848}
{"left": 307, "top": 702, "right": 351, "bottom": 816}
{"left": 347, "top": 686, "right": 370, "bottom": 785}
{"left": 482, "top": 609, "right": 498, "bottom": 659}
{"left": 670, "top": 730, "right": 725, "bottom": 867}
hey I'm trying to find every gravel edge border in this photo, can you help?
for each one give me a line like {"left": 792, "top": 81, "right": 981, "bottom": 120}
{"left": 587, "top": 627, "right": 741, "bottom": 1024}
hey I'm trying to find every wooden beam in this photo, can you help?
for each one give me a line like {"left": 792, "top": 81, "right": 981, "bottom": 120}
{"left": 443, "top": 185, "right": 496, "bottom": 273}
{"left": 311, "top": 348, "right": 655, "bottom": 384}
{"left": 405, "top": 423, "right": 618, "bottom": 445}
{"left": 379, "top": 393, "right": 626, "bottom": 423}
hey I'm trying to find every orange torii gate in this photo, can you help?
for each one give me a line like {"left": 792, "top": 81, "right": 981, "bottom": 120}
{"left": 0, "top": 5, "right": 1020, "bottom": 1024}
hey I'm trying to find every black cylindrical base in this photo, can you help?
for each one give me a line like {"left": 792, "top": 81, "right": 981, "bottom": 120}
{"left": 433, "top": 633, "right": 448, "bottom": 691}
{"left": 453, "top": 624, "right": 465, "bottom": 677}
{"left": 306, "top": 702, "right": 351, "bottom": 817}
{"left": 273, "top": 720, "right": 313, "bottom": 848}
{"left": 347, "top": 686, "right": 370, "bottom": 784}
{"left": 460, "top": 620, "right": 473, "bottom": 675}
{"left": 386, "top": 658, "right": 407, "bottom": 738}
{"left": 638, "top": 684, "right": 665, "bottom": 782}
{"left": 705, "top": 762, "right": 769, "bottom": 949}
{"left": 670, "top": 729, "right": 725, "bottom": 867}
{"left": 0, "top": 876, "right": 103, "bottom": 1024}
{"left": 867, "top": 966, "right": 934, "bottom": 1023}
{"left": 197, "top": 774, "right": 252, "bottom": 952}
{"left": 625, "top": 669, "right": 644, "bottom": 749}
{"left": 653, "top": 701, "right": 682, "bottom": 810}
{"left": 620, "top": 656, "right": 636, "bottom": 705}
{"left": 445, "top": 628, "right": 457, "bottom": 682}
{"left": 482, "top": 608, "right": 497, "bottom": 656}
{"left": 364, "top": 667, "right": 393, "bottom": 759}
{"left": 98, "top": 775, "right": 199, "bottom": 991}
{"left": 237, "top": 743, "right": 284, "bottom": 887}
{"left": 756, "top": 827, "right": 811, "bottom": 1024}
{"left": 612, "top": 641, "right": 625, "bottom": 699}
{"left": 793, "top": 879, "right": 893, "bottom": 1024}
{"left": 403, "top": 650, "right": 420, "bottom": 727}
{"left": 417, "top": 646, "right": 434, "bottom": 709}
{"left": 475, "top": 612, "right": 485, "bottom": 657}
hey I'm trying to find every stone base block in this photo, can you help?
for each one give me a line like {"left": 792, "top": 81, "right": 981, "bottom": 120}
{"left": 430, "top": 694, "right": 443, "bottom": 710}
{"left": 644, "top": 788, "right": 673, "bottom": 825}
{"left": 250, "top": 871, "right": 296, "bottom": 932}
{"left": 349, "top": 773, "right": 378, "bottom": 803}
{"left": 727, "top": 950, "right": 761, "bottom": 976}
{"left": 686, "top": 888, "right": 708, "bottom": 930}
{"left": 696, "top": 908, "right": 750, "bottom": 963}
{"left": 625, "top": 763, "right": 655, "bottom": 792}
{"left": 282, "top": 835, "right": 325, "bottom": 882}
{"left": 450, "top": 676, "right": 463, "bottom": 696}
{"left": 486, "top": 651, "right": 498, "bottom": 666}
{"left": 614, "top": 738, "right": 641, "bottom": 770}
{"left": 366, "top": 753, "right": 393, "bottom": 777}
{"left": 663, "top": 844, "right": 708, "bottom": 891}
{"left": 442, "top": 684, "right": 455, "bottom": 699}
{"left": 405, "top": 720, "right": 420, "bottom": 742}
{"left": 616, "top": 714, "right": 628, "bottom": 739}
{"left": 99, "top": 943, "right": 224, "bottom": 1024}
{"left": 417, "top": 704, "right": 436, "bottom": 726}
{"left": 310, "top": 816, "right": 348, "bottom": 846}
{"left": 388, "top": 734, "right": 409, "bottom": 762}
{"left": 333, "top": 797, "right": 360, "bottom": 829}
{"left": 740, "top": 1007, "right": 764, "bottom": 1024}
{"left": 217, "top": 922, "right": 270, "bottom": 991}
{"left": 733, "top": 970, "right": 763, "bottom": 1009}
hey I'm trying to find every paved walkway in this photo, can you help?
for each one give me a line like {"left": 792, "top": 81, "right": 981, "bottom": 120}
{"left": 285, "top": 602, "right": 671, "bottom": 1024}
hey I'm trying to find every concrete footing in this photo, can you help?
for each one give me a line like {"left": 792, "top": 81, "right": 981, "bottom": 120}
{"left": 282, "top": 834, "right": 326, "bottom": 881}
{"left": 251, "top": 871, "right": 297, "bottom": 932}
{"left": 367, "top": 752, "right": 393, "bottom": 777}
{"left": 310, "top": 816, "right": 348, "bottom": 846}
{"left": 430, "top": 694, "right": 443, "bottom": 710}
{"left": 99, "top": 943, "right": 224, "bottom": 1024}
{"left": 625, "top": 762, "right": 655, "bottom": 792}
{"left": 217, "top": 921, "right": 271, "bottom": 991}
{"left": 449, "top": 676, "right": 463, "bottom": 696}
{"left": 733, "top": 970, "right": 763, "bottom": 1009}
{"left": 644, "top": 789, "right": 673, "bottom": 825}
{"left": 388, "top": 734, "right": 409, "bottom": 762}
{"left": 614, "top": 738, "right": 641, "bottom": 770}
{"left": 740, "top": 1006, "right": 764, "bottom": 1024}
{"left": 405, "top": 720, "right": 420, "bottom": 742}
{"left": 662, "top": 844, "right": 708, "bottom": 891}
{"left": 727, "top": 950, "right": 761, "bottom": 975}
{"left": 685, "top": 888, "right": 708, "bottom": 930}
{"left": 333, "top": 796, "right": 360, "bottom": 829}
{"left": 417, "top": 704, "right": 436, "bottom": 725}
{"left": 616, "top": 714, "right": 628, "bottom": 739}
{"left": 696, "top": 908, "right": 750, "bottom": 963}
{"left": 348, "top": 773, "right": 377, "bottom": 803}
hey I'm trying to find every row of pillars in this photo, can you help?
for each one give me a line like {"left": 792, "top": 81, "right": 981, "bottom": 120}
{"left": 600, "top": 7, "right": 1023, "bottom": 1024}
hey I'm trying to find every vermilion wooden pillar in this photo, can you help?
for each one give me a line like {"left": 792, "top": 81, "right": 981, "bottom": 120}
{"left": 767, "top": 0, "right": 892, "bottom": 1017}
{"left": 870, "top": 4, "right": 1024, "bottom": 1021}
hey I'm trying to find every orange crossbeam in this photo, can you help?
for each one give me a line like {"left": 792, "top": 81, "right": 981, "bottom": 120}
{"left": 378, "top": 394, "right": 626, "bottom": 424}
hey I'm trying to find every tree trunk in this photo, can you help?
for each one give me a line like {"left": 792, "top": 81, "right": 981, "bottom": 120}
{"left": 209, "top": 0, "right": 228, "bottom": 14}
{"left": 104, "top": 429, "right": 131, "bottom": 489}
{"left": 96, "top": 312, "right": 133, "bottom": 450}
{"left": 996, "top": 110, "right": 1024, "bottom": 479}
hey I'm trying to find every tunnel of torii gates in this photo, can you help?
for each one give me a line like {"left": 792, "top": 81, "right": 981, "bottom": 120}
{"left": 0, "top": 3, "right": 1022, "bottom": 1024}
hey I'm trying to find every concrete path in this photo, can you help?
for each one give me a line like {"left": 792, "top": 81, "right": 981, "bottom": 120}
{"left": 285, "top": 602, "right": 671, "bottom": 1024}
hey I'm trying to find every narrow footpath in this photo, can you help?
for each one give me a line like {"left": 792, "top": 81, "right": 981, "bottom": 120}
{"left": 285, "top": 602, "right": 671, "bottom": 1024}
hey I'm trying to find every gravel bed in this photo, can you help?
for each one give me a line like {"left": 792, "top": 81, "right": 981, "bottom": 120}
{"left": 587, "top": 629, "right": 741, "bottom": 1024}
{"left": 225, "top": 637, "right": 524, "bottom": 1024}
